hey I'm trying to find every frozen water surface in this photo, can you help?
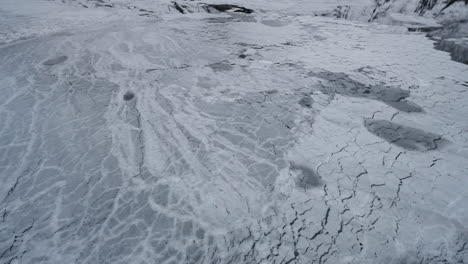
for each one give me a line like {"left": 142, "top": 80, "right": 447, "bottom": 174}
{"left": 1, "top": 0, "right": 468, "bottom": 263}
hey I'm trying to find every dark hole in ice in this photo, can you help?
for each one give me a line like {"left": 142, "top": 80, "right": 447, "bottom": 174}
{"left": 123, "top": 92, "right": 135, "bottom": 101}
{"left": 42, "top": 56, "right": 68, "bottom": 66}
{"left": 290, "top": 163, "right": 321, "bottom": 189}
{"left": 309, "top": 71, "right": 423, "bottom": 112}
{"left": 364, "top": 119, "right": 450, "bottom": 151}
{"left": 298, "top": 96, "right": 313, "bottom": 108}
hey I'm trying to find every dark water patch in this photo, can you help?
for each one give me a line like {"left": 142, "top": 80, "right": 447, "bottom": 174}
{"left": 364, "top": 119, "right": 449, "bottom": 151}
{"left": 385, "top": 100, "right": 423, "bottom": 112}
{"left": 407, "top": 26, "right": 442, "bottom": 33}
{"left": 42, "top": 56, "right": 68, "bottom": 66}
{"left": 309, "top": 71, "right": 423, "bottom": 112}
{"left": 205, "top": 4, "right": 254, "bottom": 14}
{"left": 290, "top": 163, "right": 322, "bottom": 189}
{"left": 123, "top": 91, "right": 135, "bottom": 101}
{"left": 298, "top": 96, "right": 313, "bottom": 108}
{"left": 207, "top": 61, "right": 233, "bottom": 72}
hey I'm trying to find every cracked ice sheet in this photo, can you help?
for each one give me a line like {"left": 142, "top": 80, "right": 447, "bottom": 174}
{"left": 1, "top": 1, "right": 468, "bottom": 264}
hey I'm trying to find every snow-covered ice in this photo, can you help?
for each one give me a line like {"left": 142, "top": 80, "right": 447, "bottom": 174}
{"left": 1, "top": 0, "right": 468, "bottom": 263}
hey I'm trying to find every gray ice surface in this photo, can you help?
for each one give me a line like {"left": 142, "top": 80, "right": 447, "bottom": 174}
{"left": 1, "top": 0, "right": 468, "bottom": 264}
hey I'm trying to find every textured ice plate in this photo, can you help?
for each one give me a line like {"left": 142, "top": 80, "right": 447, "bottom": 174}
{"left": 1, "top": 0, "right": 468, "bottom": 263}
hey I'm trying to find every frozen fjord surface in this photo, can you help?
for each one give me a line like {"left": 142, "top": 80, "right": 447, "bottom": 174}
{"left": 1, "top": 1, "right": 468, "bottom": 263}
